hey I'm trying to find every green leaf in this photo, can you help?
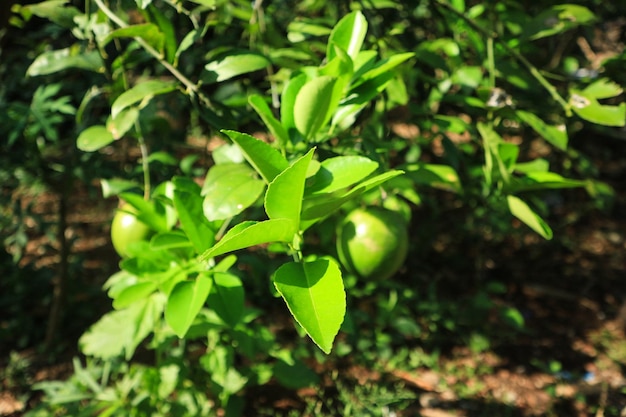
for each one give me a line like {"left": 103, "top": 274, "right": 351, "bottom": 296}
{"left": 165, "top": 274, "right": 213, "bottom": 338}
{"left": 280, "top": 74, "right": 308, "bottom": 137}
{"left": 293, "top": 76, "right": 337, "bottom": 140}
{"left": 174, "top": 179, "right": 216, "bottom": 253}
{"left": 149, "top": 231, "right": 194, "bottom": 250}
{"left": 306, "top": 156, "right": 379, "bottom": 195}
{"left": 199, "top": 219, "right": 296, "bottom": 261}
{"left": 27, "top": 47, "right": 104, "bottom": 76}
{"left": 300, "top": 170, "right": 404, "bottom": 224}
{"left": 327, "top": 10, "right": 367, "bottom": 61}
{"left": 222, "top": 130, "right": 289, "bottom": 183}
{"left": 582, "top": 78, "right": 624, "bottom": 99}
{"left": 508, "top": 172, "right": 585, "bottom": 193}
{"left": 204, "top": 51, "right": 270, "bottom": 83}
{"left": 202, "top": 163, "right": 265, "bottom": 221}
{"left": 273, "top": 258, "right": 346, "bottom": 354}
{"left": 79, "top": 294, "right": 164, "bottom": 360}
{"left": 111, "top": 80, "right": 178, "bottom": 119}
{"left": 119, "top": 192, "right": 169, "bottom": 232}
{"left": 569, "top": 91, "right": 626, "bottom": 127}
{"left": 522, "top": 4, "right": 595, "bottom": 41}
{"left": 404, "top": 163, "right": 462, "bottom": 193}
{"left": 265, "top": 149, "right": 315, "bottom": 223}
{"left": 569, "top": 79, "right": 626, "bottom": 127}
{"left": 104, "top": 23, "right": 165, "bottom": 53}
{"left": 112, "top": 281, "right": 158, "bottom": 309}
{"left": 208, "top": 273, "right": 244, "bottom": 327}
{"left": 507, "top": 195, "right": 553, "bottom": 240}
{"left": 248, "top": 95, "right": 290, "bottom": 149}
{"left": 516, "top": 110, "right": 568, "bottom": 150}
{"left": 21, "top": 0, "right": 80, "bottom": 28}
{"left": 77, "top": 125, "right": 114, "bottom": 152}
{"left": 107, "top": 107, "right": 139, "bottom": 140}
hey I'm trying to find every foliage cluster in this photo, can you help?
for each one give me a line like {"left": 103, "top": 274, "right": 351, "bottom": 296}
{"left": 1, "top": 0, "right": 624, "bottom": 415}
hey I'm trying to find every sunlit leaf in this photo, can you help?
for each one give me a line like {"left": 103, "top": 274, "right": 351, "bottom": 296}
{"left": 165, "top": 274, "right": 213, "bottom": 338}
{"left": 293, "top": 76, "right": 337, "bottom": 140}
{"left": 202, "top": 163, "right": 265, "bottom": 221}
{"left": 222, "top": 130, "right": 289, "bottom": 183}
{"left": 77, "top": 125, "right": 114, "bottom": 152}
{"left": 273, "top": 258, "right": 345, "bottom": 354}
{"left": 516, "top": 110, "right": 568, "bottom": 150}
{"left": 111, "top": 80, "right": 178, "bottom": 119}
{"left": 265, "top": 149, "right": 315, "bottom": 223}
{"left": 507, "top": 195, "right": 553, "bottom": 239}
{"left": 204, "top": 51, "right": 270, "bottom": 83}
{"left": 27, "top": 47, "right": 104, "bottom": 76}
{"left": 327, "top": 10, "right": 367, "bottom": 61}
{"left": 199, "top": 219, "right": 296, "bottom": 261}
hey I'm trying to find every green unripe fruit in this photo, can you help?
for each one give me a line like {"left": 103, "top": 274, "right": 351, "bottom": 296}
{"left": 336, "top": 207, "right": 409, "bottom": 281}
{"left": 111, "top": 203, "right": 151, "bottom": 258}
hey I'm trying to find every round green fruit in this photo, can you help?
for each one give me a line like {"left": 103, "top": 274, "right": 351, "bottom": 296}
{"left": 337, "top": 207, "right": 409, "bottom": 281}
{"left": 111, "top": 204, "right": 152, "bottom": 258}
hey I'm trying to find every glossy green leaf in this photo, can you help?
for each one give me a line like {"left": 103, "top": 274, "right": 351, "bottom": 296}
{"left": 119, "top": 192, "right": 169, "bottom": 232}
{"left": 582, "top": 78, "right": 624, "bottom": 100}
{"left": 112, "top": 281, "right": 158, "bottom": 310}
{"left": 522, "top": 4, "right": 595, "bottom": 41}
{"left": 569, "top": 91, "right": 626, "bottom": 127}
{"left": 300, "top": 170, "right": 404, "bottom": 223}
{"left": 77, "top": 125, "right": 114, "bottom": 152}
{"left": 248, "top": 95, "right": 290, "bottom": 148}
{"left": 104, "top": 23, "right": 165, "bottom": 53}
{"left": 306, "top": 156, "right": 379, "bottom": 195}
{"left": 165, "top": 274, "right": 213, "bottom": 338}
{"left": 507, "top": 195, "right": 553, "bottom": 240}
{"left": 516, "top": 110, "right": 568, "bottom": 150}
{"left": 273, "top": 258, "right": 346, "bottom": 354}
{"left": 199, "top": 219, "right": 297, "bottom": 261}
{"left": 208, "top": 273, "right": 244, "bottom": 327}
{"left": 293, "top": 76, "right": 337, "bottom": 140}
{"left": 281, "top": 74, "right": 308, "bottom": 136}
{"left": 351, "top": 53, "right": 415, "bottom": 89}
{"left": 149, "top": 231, "right": 193, "bottom": 250}
{"left": 21, "top": 0, "right": 80, "bottom": 28}
{"left": 509, "top": 172, "right": 585, "bottom": 193}
{"left": 327, "top": 10, "right": 367, "bottom": 61}
{"left": 204, "top": 52, "right": 270, "bottom": 83}
{"left": 404, "top": 163, "right": 462, "bottom": 193}
{"left": 27, "top": 47, "right": 103, "bottom": 76}
{"left": 202, "top": 163, "right": 265, "bottom": 221}
{"left": 222, "top": 130, "right": 289, "bottom": 183}
{"left": 111, "top": 80, "right": 178, "bottom": 119}
{"left": 174, "top": 179, "right": 216, "bottom": 253}
{"left": 107, "top": 107, "right": 139, "bottom": 140}
{"left": 265, "top": 149, "right": 315, "bottom": 223}
{"left": 79, "top": 294, "right": 164, "bottom": 360}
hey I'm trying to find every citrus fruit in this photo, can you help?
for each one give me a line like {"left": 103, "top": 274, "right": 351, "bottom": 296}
{"left": 336, "top": 206, "right": 409, "bottom": 280}
{"left": 111, "top": 203, "right": 152, "bottom": 258}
